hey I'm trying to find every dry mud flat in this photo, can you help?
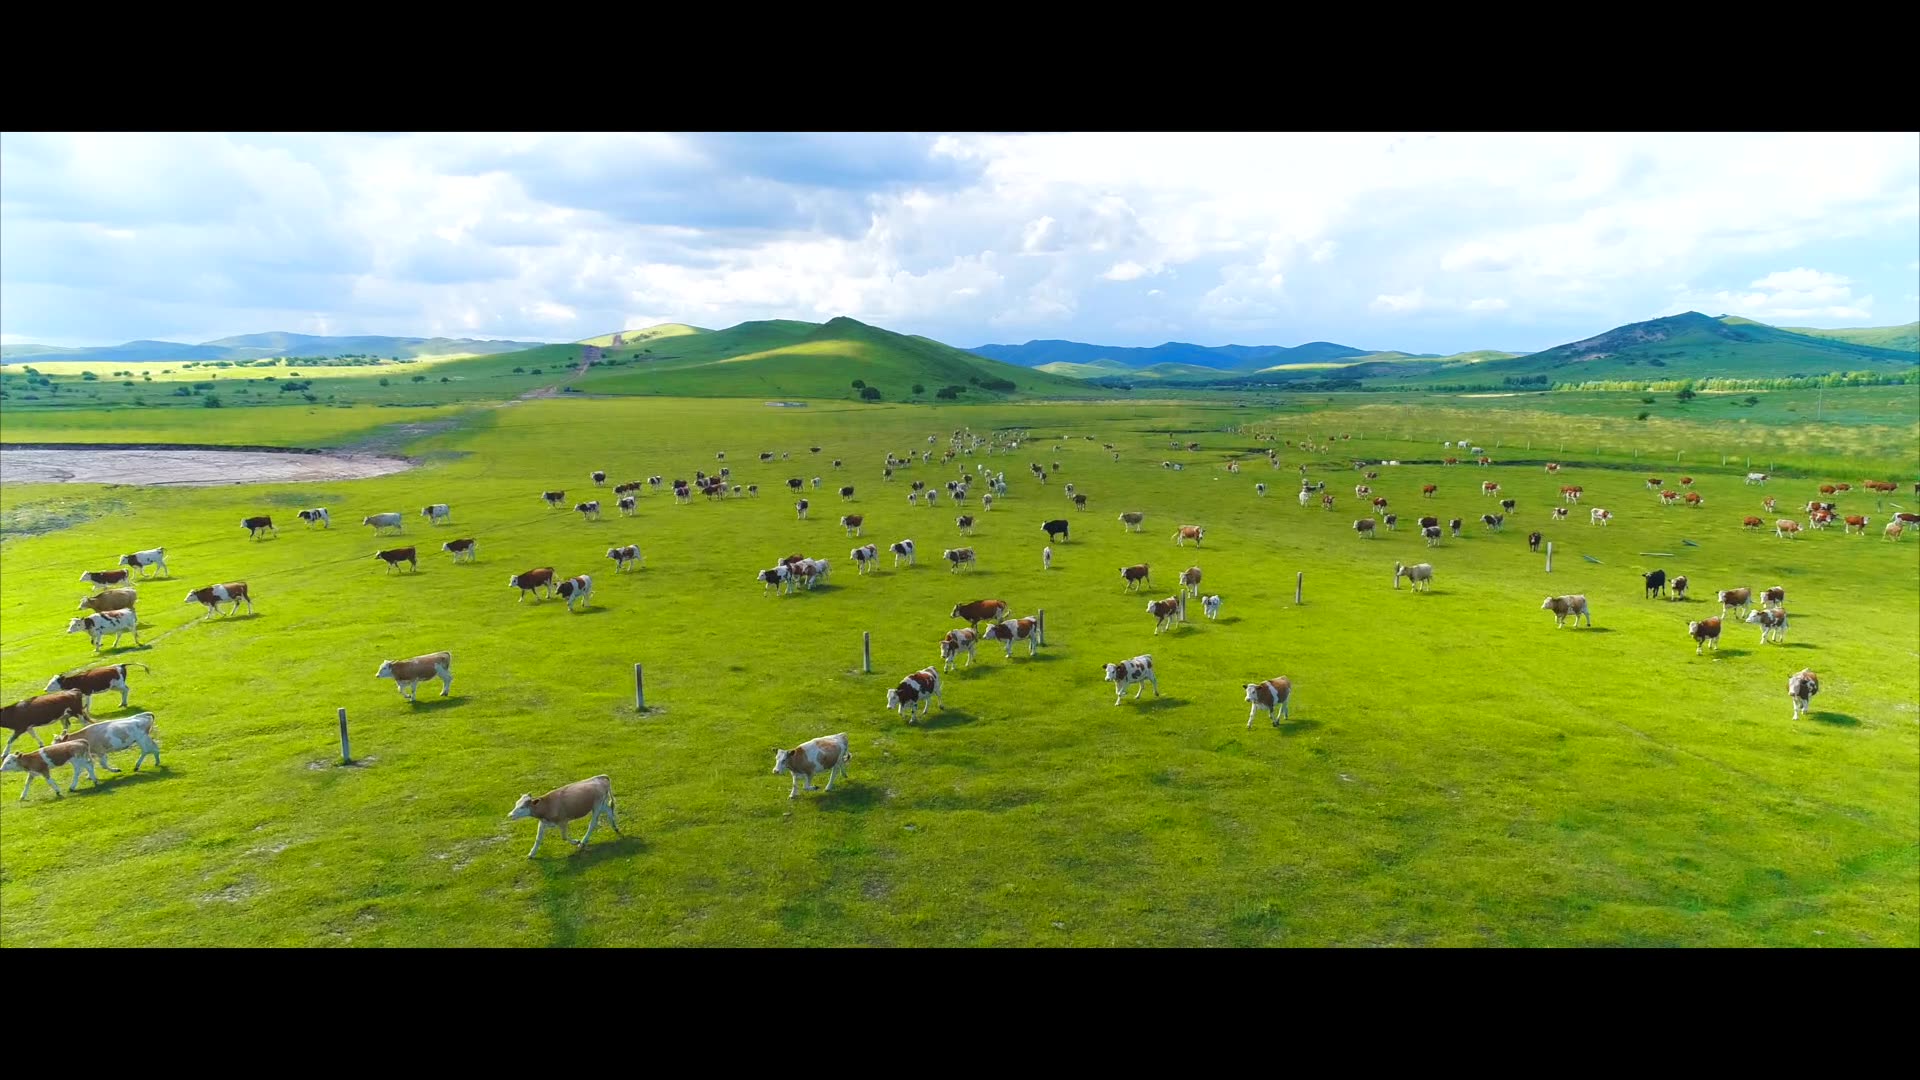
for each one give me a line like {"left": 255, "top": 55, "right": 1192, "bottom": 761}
{"left": 1, "top": 445, "right": 416, "bottom": 486}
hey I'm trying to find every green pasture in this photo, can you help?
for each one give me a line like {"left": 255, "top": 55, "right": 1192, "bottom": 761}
{"left": 0, "top": 396, "right": 1915, "bottom": 946}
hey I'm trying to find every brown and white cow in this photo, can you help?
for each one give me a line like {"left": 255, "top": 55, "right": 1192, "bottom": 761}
{"left": 772, "top": 734, "right": 851, "bottom": 799}
{"left": 80, "top": 569, "right": 131, "bottom": 588}
{"left": 1671, "top": 575, "right": 1690, "bottom": 601}
{"left": 942, "top": 547, "right": 976, "bottom": 572}
{"left": 442, "top": 538, "right": 478, "bottom": 563}
{"left": 510, "top": 567, "right": 556, "bottom": 601}
{"left": 1745, "top": 608, "right": 1788, "bottom": 644}
{"left": 1148, "top": 596, "right": 1185, "bottom": 633}
{"left": 2, "top": 739, "right": 99, "bottom": 800}
{"left": 1174, "top": 525, "right": 1204, "bottom": 547}
{"left": 79, "top": 587, "right": 138, "bottom": 615}
{"left": 185, "top": 581, "right": 252, "bottom": 617}
{"left": 555, "top": 575, "right": 593, "bottom": 612}
{"left": 1118, "top": 511, "right": 1145, "bottom": 532}
{"left": 373, "top": 547, "right": 417, "bottom": 573}
{"left": 1244, "top": 677, "right": 1293, "bottom": 729}
{"left": 983, "top": 616, "right": 1040, "bottom": 658}
{"left": 1717, "top": 587, "right": 1752, "bottom": 617}
{"left": 1683, "top": 492, "right": 1703, "bottom": 508}
{"left": 1775, "top": 518, "right": 1802, "bottom": 538}
{"left": 1659, "top": 489, "right": 1679, "bottom": 506}
{"left": 374, "top": 651, "right": 452, "bottom": 701}
{"left": 1541, "top": 594, "right": 1592, "bottom": 628}
{"left": 840, "top": 514, "right": 865, "bottom": 537}
{"left": 2, "top": 690, "right": 91, "bottom": 752}
{"left": 1355, "top": 485, "right": 1372, "bottom": 498}
{"left": 886, "top": 668, "right": 943, "bottom": 723}
{"left": 606, "top": 545, "right": 642, "bottom": 573}
{"left": 1843, "top": 515, "right": 1869, "bottom": 534}
{"left": 1758, "top": 586, "right": 1784, "bottom": 607}
{"left": 951, "top": 599, "right": 1008, "bottom": 629}
{"left": 1103, "top": 655, "right": 1158, "bottom": 704}
{"left": 1120, "top": 563, "right": 1152, "bottom": 592}
{"left": 45, "top": 663, "right": 145, "bottom": 712}
{"left": 939, "top": 628, "right": 978, "bottom": 670}
{"left": 67, "top": 610, "right": 140, "bottom": 652}
{"left": 1561, "top": 486, "right": 1584, "bottom": 503}
{"left": 1590, "top": 508, "right": 1612, "bottom": 526}
{"left": 1482, "top": 481, "right": 1500, "bottom": 497}
{"left": 508, "top": 774, "right": 621, "bottom": 857}
{"left": 1180, "top": 566, "right": 1203, "bottom": 597}
{"left": 242, "top": 515, "right": 276, "bottom": 539}
{"left": 1895, "top": 512, "right": 1920, "bottom": 525}
{"left": 1788, "top": 670, "right": 1819, "bottom": 720}
{"left": 1687, "top": 617, "right": 1722, "bottom": 655}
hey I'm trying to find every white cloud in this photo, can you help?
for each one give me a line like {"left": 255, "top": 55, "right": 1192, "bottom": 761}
{"left": 1372, "top": 288, "right": 1431, "bottom": 314}
{"left": 1683, "top": 267, "right": 1875, "bottom": 322}
{"left": 1103, "top": 260, "right": 1150, "bottom": 281}
{"left": 1467, "top": 297, "right": 1509, "bottom": 312}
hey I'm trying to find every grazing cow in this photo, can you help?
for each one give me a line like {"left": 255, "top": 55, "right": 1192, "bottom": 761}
{"left": 1683, "top": 492, "right": 1703, "bottom": 508}
{"left": 1659, "top": 490, "right": 1680, "bottom": 506}
{"left": 1717, "top": 587, "right": 1752, "bottom": 617}
{"left": 54, "top": 711, "right": 160, "bottom": 774}
{"left": 1528, "top": 530, "right": 1543, "bottom": 553}
{"left": 1895, "top": 512, "right": 1920, "bottom": 525}
{"left": 788, "top": 478, "right": 805, "bottom": 493}
{"left": 421, "top": 504, "right": 451, "bottom": 526}
{"left": 1590, "top": 508, "right": 1612, "bottom": 526}
{"left": 1449, "top": 517, "right": 1463, "bottom": 538}
{"left": 1481, "top": 513, "right": 1505, "bottom": 532}
{"left": 1180, "top": 566, "right": 1203, "bottom": 597}
{"left": 1353, "top": 518, "right": 1376, "bottom": 539}
{"left": 1119, "top": 511, "right": 1145, "bottom": 532}
{"left": 1322, "top": 493, "right": 1336, "bottom": 511}
{"left": 1355, "top": 485, "right": 1372, "bottom": 498}
{"left": 850, "top": 543, "right": 879, "bottom": 575}
{"left": 186, "top": 581, "right": 252, "bottom": 617}
{"left": 363, "top": 513, "right": 403, "bottom": 535}
{"left": 510, "top": 568, "right": 556, "bottom": 601}
{"left": 1147, "top": 596, "right": 1185, "bottom": 634}
{"left": 374, "top": 651, "right": 453, "bottom": 701}
{"left": 840, "top": 486, "right": 855, "bottom": 501}
{"left": 1561, "top": 486, "right": 1584, "bottom": 503}
{"left": 886, "top": 668, "right": 943, "bottom": 723}
{"left": 951, "top": 599, "right": 1009, "bottom": 630}
{"left": 119, "top": 548, "right": 169, "bottom": 578}
{"left": 795, "top": 500, "right": 810, "bottom": 520}
{"left": 574, "top": 500, "right": 602, "bottom": 521}
{"left": 373, "top": 546, "right": 417, "bottom": 573}
{"left": 1776, "top": 519, "right": 1801, "bottom": 538}
{"left": 955, "top": 514, "right": 975, "bottom": 536}
{"left": 1886, "top": 522, "right": 1905, "bottom": 541}
{"left": 1500, "top": 498, "right": 1516, "bottom": 515}
{"left": 841, "top": 514, "right": 865, "bottom": 537}
{"left": 1421, "top": 484, "right": 1437, "bottom": 498}
{"left": 1742, "top": 516, "right": 1764, "bottom": 530}
{"left": 983, "top": 616, "right": 1040, "bottom": 658}
{"left": 1244, "top": 677, "right": 1293, "bottom": 729}
{"left": 891, "top": 540, "right": 917, "bottom": 567}
{"left": 1545, "top": 463, "right": 1560, "bottom": 473}
{"left": 1423, "top": 525, "right": 1443, "bottom": 546}
{"left": 2, "top": 740, "right": 99, "bottom": 800}
{"left": 1687, "top": 617, "right": 1722, "bottom": 655}
{"left": 1680, "top": 477, "right": 1695, "bottom": 487}
{"left": 242, "top": 515, "right": 276, "bottom": 539}
{"left": 1173, "top": 525, "right": 1205, "bottom": 546}
{"left": 618, "top": 495, "right": 637, "bottom": 516}
{"left": 508, "top": 775, "right": 621, "bottom": 858}
{"left": 2, "top": 690, "right": 90, "bottom": 752}
{"left": 939, "top": 628, "right": 978, "bottom": 670}
{"left": 79, "top": 587, "right": 138, "bottom": 615}
{"left": 298, "top": 508, "right": 331, "bottom": 529}
{"left": 1745, "top": 472, "right": 1768, "bottom": 485}
{"left": 1843, "top": 515, "right": 1869, "bottom": 534}
{"left": 1541, "top": 594, "right": 1591, "bottom": 628}
{"left": 591, "top": 470, "right": 607, "bottom": 486}
{"left": 1043, "top": 519, "right": 1071, "bottom": 542}
{"left": 1393, "top": 562, "right": 1434, "bottom": 592}
{"left": 554, "top": 575, "right": 593, "bottom": 612}
{"left": 543, "top": 491, "right": 567, "bottom": 508}
{"left": 606, "top": 545, "right": 643, "bottom": 572}
{"left": 1788, "top": 670, "right": 1819, "bottom": 721}
{"left": 1642, "top": 569, "right": 1667, "bottom": 599}
{"left": 1103, "top": 655, "right": 1158, "bottom": 704}
{"left": 1255, "top": 483, "right": 1267, "bottom": 497}
{"left": 442, "top": 538, "right": 478, "bottom": 563}
{"left": 1746, "top": 608, "right": 1789, "bottom": 644}
{"left": 68, "top": 609, "right": 140, "bottom": 653}
{"left": 45, "top": 663, "right": 144, "bottom": 712}
{"left": 79, "top": 569, "right": 132, "bottom": 588}
{"left": 772, "top": 733, "right": 852, "bottom": 799}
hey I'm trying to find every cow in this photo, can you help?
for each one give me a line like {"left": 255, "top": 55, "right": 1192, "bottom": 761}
{"left": 554, "top": 575, "right": 593, "bottom": 612}
{"left": 1642, "top": 569, "right": 1667, "bottom": 599}
{"left": 1541, "top": 595, "right": 1591, "bottom": 628}
{"left": 45, "top": 664, "right": 145, "bottom": 712}
{"left": 1372, "top": 497, "right": 1390, "bottom": 517}
{"left": 1818, "top": 484, "right": 1836, "bottom": 496}
{"left": 1449, "top": 517, "right": 1464, "bottom": 538}
{"left": 1551, "top": 507, "right": 1569, "bottom": 522}
{"left": 1481, "top": 513, "right": 1505, "bottom": 532}
{"left": 186, "top": 581, "right": 253, "bottom": 617}
{"left": 1423, "top": 525, "right": 1443, "bottom": 546}
{"left": 79, "top": 569, "right": 131, "bottom": 588}
{"left": 54, "top": 711, "right": 161, "bottom": 775}
{"left": 1073, "top": 493, "right": 1089, "bottom": 511}
{"left": 1887, "top": 522, "right": 1905, "bottom": 541}
{"left": 118, "top": 548, "right": 169, "bottom": 578}
{"left": 840, "top": 486, "right": 855, "bottom": 501}
{"left": 758, "top": 565, "right": 793, "bottom": 596}
{"left": 1148, "top": 596, "right": 1185, "bottom": 634}
{"left": 1762, "top": 496, "right": 1777, "bottom": 512}
{"left": 543, "top": 490, "right": 567, "bottom": 508}
{"left": 1393, "top": 562, "right": 1434, "bottom": 592}
{"left": 1322, "top": 493, "right": 1336, "bottom": 511}
{"left": 362, "top": 513, "right": 403, "bottom": 535}
{"left": 1742, "top": 516, "right": 1764, "bottom": 530}
{"left": 1353, "top": 518, "right": 1376, "bottom": 539}
{"left": 1843, "top": 515, "right": 1869, "bottom": 534}
{"left": 1745, "top": 472, "right": 1768, "bottom": 485}
{"left": 373, "top": 546, "right": 417, "bottom": 574}
{"left": 79, "top": 587, "right": 138, "bottom": 615}
{"left": 298, "top": 508, "right": 331, "bottom": 529}
{"left": 1244, "top": 677, "right": 1293, "bottom": 729}
{"left": 2, "top": 740, "right": 98, "bottom": 800}
{"left": 1103, "top": 655, "right": 1158, "bottom": 704}
{"left": 1043, "top": 545, "right": 1052, "bottom": 570}
{"left": 983, "top": 616, "right": 1040, "bottom": 658}
{"left": 1528, "top": 530, "right": 1543, "bottom": 553}
{"left": 891, "top": 539, "right": 917, "bottom": 567}
{"left": 772, "top": 733, "right": 852, "bottom": 799}
{"left": 1500, "top": 498, "right": 1516, "bottom": 515}
{"left": 1896, "top": 512, "right": 1920, "bottom": 525}
{"left": 1561, "top": 486, "right": 1584, "bottom": 503}
{"left": 951, "top": 599, "right": 1008, "bottom": 630}
{"left": 795, "top": 499, "right": 810, "bottom": 520}
{"left": 1646, "top": 477, "right": 1663, "bottom": 491}
{"left": 1421, "top": 484, "right": 1437, "bottom": 498}
{"left": 1669, "top": 576, "right": 1689, "bottom": 602}
{"left": 839, "top": 513, "right": 865, "bottom": 538}
{"left": 1173, "top": 525, "right": 1205, "bottom": 546}
{"left": 939, "top": 628, "right": 978, "bottom": 670}
{"left": 1746, "top": 608, "right": 1789, "bottom": 644}
{"left": 1545, "top": 463, "right": 1560, "bottom": 474}
{"left": 1659, "top": 490, "right": 1679, "bottom": 506}
{"left": 606, "top": 545, "right": 642, "bottom": 573}
{"left": 375, "top": 651, "right": 452, "bottom": 702}
{"left": 955, "top": 514, "right": 975, "bottom": 536}
{"left": 1180, "top": 566, "right": 1203, "bottom": 597}
{"left": 1255, "top": 483, "right": 1267, "bottom": 498}
{"left": 1776, "top": 518, "right": 1802, "bottom": 538}
{"left": 439, "top": 538, "right": 477, "bottom": 563}
{"left": 1119, "top": 512, "right": 1145, "bottom": 532}
{"left": 618, "top": 496, "right": 637, "bottom": 516}
{"left": 812, "top": 477, "right": 823, "bottom": 490}
{"left": 1759, "top": 586, "right": 1785, "bottom": 607}
{"left": 1688, "top": 617, "right": 1722, "bottom": 655}
{"left": 421, "top": 504, "right": 451, "bottom": 526}
{"left": 1680, "top": 477, "right": 1695, "bottom": 488}
{"left": 674, "top": 485, "right": 692, "bottom": 505}
{"left": 591, "top": 470, "right": 607, "bottom": 486}
{"left": 575, "top": 501, "right": 602, "bottom": 521}
{"left": 1482, "top": 481, "right": 1499, "bottom": 497}
{"left": 943, "top": 547, "right": 976, "bottom": 572}
{"left": 1717, "top": 587, "right": 1752, "bottom": 617}
{"left": 982, "top": 494, "right": 994, "bottom": 512}
{"left": 1788, "top": 670, "right": 1819, "bottom": 720}
{"left": 2, "top": 690, "right": 90, "bottom": 752}
{"left": 1590, "top": 508, "right": 1612, "bottom": 526}
{"left": 508, "top": 567, "right": 557, "bottom": 603}
{"left": 1043, "top": 519, "right": 1071, "bottom": 542}
{"left": 67, "top": 610, "right": 140, "bottom": 652}
{"left": 1115, "top": 563, "right": 1152, "bottom": 593}
{"left": 886, "top": 668, "right": 943, "bottom": 723}
{"left": 242, "top": 515, "right": 276, "bottom": 539}
{"left": 1355, "top": 485, "right": 1372, "bottom": 498}
{"left": 1381, "top": 513, "right": 1399, "bottom": 532}
{"left": 747, "top": 485, "right": 759, "bottom": 498}
{"left": 1683, "top": 492, "right": 1703, "bottom": 508}
{"left": 850, "top": 543, "right": 879, "bottom": 575}
{"left": 508, "top": 775, "right": 621, "bottom": 858}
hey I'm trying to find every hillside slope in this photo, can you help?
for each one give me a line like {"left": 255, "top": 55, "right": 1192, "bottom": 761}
{"left": 0, "top": 333, "right": 550, "bottom": 364}
{"left": 1725, "top": 318, "right": 1918, "bottom": 355}
{"left": 968, "top": 338, "right": 1370, "bottom": 372}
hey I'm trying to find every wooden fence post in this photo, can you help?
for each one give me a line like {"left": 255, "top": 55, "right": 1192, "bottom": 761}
{"left": 1037, "top": 609, "right": 1047, "bottom": 646}
{"left": 1545, "top": 542, "right": 1553, "bottom": 573}
{"left": 1295, "top": 571, "right": 1304, "bottom": 605}
{"left": 862, "top": 632, "right": 872, "bottom": 673}
{"left": 337, "top": 707, "right": 351, "bottom": 765}
{"left": 634, "top": 663, "right": 645, "bottom": 710}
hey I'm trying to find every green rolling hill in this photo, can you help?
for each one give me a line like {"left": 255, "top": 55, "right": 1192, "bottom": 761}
{"left": 0, "top": 333, "right": 550, "bottom": 364}
{"left": 1724, "top": 317, "right": 1918, "bottom": 354}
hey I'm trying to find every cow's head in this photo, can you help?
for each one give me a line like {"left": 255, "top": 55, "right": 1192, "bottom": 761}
{"left": 1103, "top": 663, "right": 1122, "bottom": 682}
{"left": 506, "top": 794, "right": 537, "bottom": 820}
{"left": 0, "top": 752, "right": 25, "bottom": 774}
{"left": 65, "top": 617, "right": 90, "bottom": 634}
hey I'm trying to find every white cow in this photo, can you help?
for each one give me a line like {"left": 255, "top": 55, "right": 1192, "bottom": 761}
{"left": 56, "top": 712, "right": 161, "bottom": 773}
{"left": 1590, "top": 507, "right": 1612, "bottom": 526}
{"left": 1103, "top": 655, "right": 1159, "bottom": 704}
{"left": 890, "top": 540, "right": 916, "bottom": 567}
{"left": 1200, "top": 594, "right": 1223, "bottom": 620}
{"left": 421, "top": 503, "right": 451, "bottom": 525}
{"left": 67, "top": 609, "right": 140, "bottom": 652}
{"left": 362, "top": 512, "right": 403, "bottom": 535}
{"left": 118, "top": 548, "right": 169, "bottom": 577}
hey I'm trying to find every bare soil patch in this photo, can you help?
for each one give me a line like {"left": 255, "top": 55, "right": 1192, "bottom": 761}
{"left": 2, "top": 445, "right": 416, "bottom": 486}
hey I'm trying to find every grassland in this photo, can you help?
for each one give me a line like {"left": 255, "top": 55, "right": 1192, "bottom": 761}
{"left": 1, "top": 391, "right": 1915, "bottom": 947}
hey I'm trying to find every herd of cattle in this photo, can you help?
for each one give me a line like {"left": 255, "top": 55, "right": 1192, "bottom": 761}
{"left": 5, "top": 429, "right": 1910, "bottom": 864}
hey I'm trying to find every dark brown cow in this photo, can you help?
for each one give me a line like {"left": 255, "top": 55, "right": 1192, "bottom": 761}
{"left": 510, "top": 567, "right": 555, "bottom": 600}
{"left": 1120, "top": 564, "right": 1151, "bottom": 591}
{"left": 2, "top": 690, "right": 91, "bottom": 752}
{"left": 373, "top": 547, "right": 417, "bottom": 573}
{"left": 1688, "top": 617, "right": 1722, "bottom": 655}
{"left": 80, "top": 569, "right": 131, "bottom": 588}
{"left": 950, "top": 599, "right": 1009, "bottom": 630}
{"left": 241, "top": 515, "right": 276, "bottom": 539}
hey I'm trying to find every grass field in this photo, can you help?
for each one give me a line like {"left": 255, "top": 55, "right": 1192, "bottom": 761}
{"left": 1, "top": 394, "right": 1915, "bottom": 947}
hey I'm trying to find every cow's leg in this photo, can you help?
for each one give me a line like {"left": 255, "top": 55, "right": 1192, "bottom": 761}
{"left": 789, "top": 773, "right": 801, "bottom": 799}
{"left": 21, "top": 771, "right": 45, "bottom": 800}
{"left": 438, "top": 668, "right": 452, "bottom": 697}
{"left": 527, "top": 820, "right": 548, "bottom": 858}
{"left": 96, "top": 752, "right": 122, "bottom": 774}
{"left": 575, "top": 813, "right": 597, "bottom": 851}
{"left": 1247, "top": 703, "right": 1259, "bottom": 730}
{"left": 601, "top": 799, "right": 623, "bottom": 835}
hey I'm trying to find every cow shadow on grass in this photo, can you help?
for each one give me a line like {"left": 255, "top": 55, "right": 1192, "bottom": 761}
{"left": 1573, "top": 626, "right": 1615, "bottom": 633}
{"left": 1129, "top": 695, "right": 1190, "bottom": 712}
{"left": 567, "top": 606, "right": 612, "bottom": 616}
{"left": 408, "top": 696, "right": 468, "bottom": 711}
{"left": 1711, "top": 648, "right": 1750, "bottom": 658}
{"left": 543, "top": 833, "right": 648, "bottom": 873}
{"left": 1780, "top": 641, "right": 1819, "bottom": 649}
{"left": 1274, "top": 717, "right": 1323, "bottom": 736}
{"left": 906, "top": 708, "right": 978, "bottom": 730}
{"left": 1811, "top": 711, "right": 1861, "bottom": 727}
{"left": 74, "top": 768, "right": 171, "bottom": 796}
{"left": 811, "top": 783, "right": 883, "bottom": 812}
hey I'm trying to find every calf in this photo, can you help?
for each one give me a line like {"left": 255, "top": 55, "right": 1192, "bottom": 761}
{"left": 1173, "top": 525, "right": 1205, "bottom": 546}
{"left": 1072, "top": 493, "right": 1088, "bottom": 511}
{"left": 795, "top": 500, "right": 810, "bottom": 520}
{"left": 982, "top": 494, "right": 994, "bottom": 512}
{"left": 1528, "top": 530, "right": 1543, "bottom": 553}
{"left": 45, "top": 663, "right": 144, "bottom": 711}
{"left": 298, "top": 508, "right": 331, "bottom": 529}
{"left": 373, "top": 546, "right": 417, "bottom": 573}
{"left": 242, "top": 515, "right": 276, "bottom": 539}
{"left": 1383, "top": 513, "right": 1398, "bottom": 532}
{"left": 1043, "top": 518, "right": 1071, "bottom": 542}
{"left": 1642, "top": 569, "right": 1666, "bottom": 599}
{"left": 1482, "top": 481, "right": 1499, "bottom": 496}
{"left": 850, "top": 543, "right": 879, "bottom": 575}
{"left": 886, "top": 668, "right": 943, "bottom": 723}
{"left": 1371, "top": 497, "right": 1390, "bottom": 517}
{"left": 1481, "top": 513, "right": 1504, "bottom": 532}
{"left": 1717, "top": 587, "right": 1752, "bottom": 617}
{"left": 840, "top": 485, "right": 855, "bottom": 501}
{"left": 1561, "top": 486, "right": 1584, "bottom": 503}
{"left": 1590, "top": 508, "right": 1612, "bottom": 526}
{"left": 575, "top": 500, "right": 602, "bottom": 521}
{"left": 421, "top": 504, "right": 451, "bottom": 526}
{"left": 442, "top": 538, "right": 478, "bottom": 563}
{"left": 508, "top": 775, "right": 621, "bottom": 857}
{"left": 1199, "top": 594, "right": 1224, "bottom": 620}
{"left": 1148, "top": 596, "right": 1185, "bottom": 633}
{"left": 891, "top": 539, "right": 916, "bottom": 567}
{"left": 186, "top": 581, "right": 253, "bottom": 616}
{"left": 1746, "top": 608, "right": 1788, "bottom": 644}
{"left": 543, "top": 490, "right": 567, "bottom": 508}
{"left": 591, "top": 470, "right": 607, "bottom": 486}
{"left": 1843, "top": 515, "right": 1869, "bottom": 534}
{"left": 954, "top": 514, "right": 974, "bottom": 535}
{"left": 1118, "top": 511, "right": 1145, "bottom": 532}
{"left": 983, "top": 616, "right": 1040, "bottom": 657}
{"left": 1423, "top": 525, "right": 1443, "bottom": 546}
{"left": 1255, "top": 483, "right": 1267, "bottom": 497}
{"left": 1745, "top": 472, "right": 1768, "bottom": 485}
{"left": 758, "top": 565, "right": 793, "bottom": 596}
{"left": 842, "top": 514, "right": 865, "bottom": 537}
{"left": 951, "top": 599, "right": 1008, "bottom": 629}
{"left": 1120, "top": 563, "right": 1152, "bottom": 591}
{"left": 2, "top": 690, "right": 91, "bottom": 752}
{"left": 1688, "top": 617, "right": 1722, "bottom": 654}
{"left": 1500, "top": 498, "right": 1516, "bottom": 514}
{"left": 939, "top": 628, "right": 978, "bottom": 670}
{"left": 80, "top": 569, "right": 131, "bottom": 588}
{"left": 772, "top": 733, "right": 852, "bottom": 799}
{"left": 1176, "top": 565, "right": 1205, "bottom": 598}
{"left": 374, "top": 651, "right": 452, "bottom": 701}
{"left": 1760, "top": 586, "right": 1785, "bottom": 606}
{"left": 1353, "top": 518, "right": 1376, "bottom": 539}
{"left": 2, "top": 740, "right": 98, "bottom": 800}
{"left": 1683, "top": 492, "right": 1703, "bottom": 507}
{"left": 1551, "top": 507, "right": 1569, "bottom": 520}
{"left": 1322, "top": 493, "right": 1336, "bottom": 511}
{"left": 1788, "top": 670, "right": 1819, "bottom": 721}
{"left": 942, "top": 547, "right": 976, "bottom": 572}
{"left": 511, "top": 565, "right": 558, "bottom": 601}
{"left": 555, "top": 575, "right": 593, "bottom": 612}
{"left": 67, "top": 610, "right": 141, "bottom": 652}
{"left": 119, "top": 548, "right": 169, "bottom": 578}
{"left": 55, "top": 711, "right": 161, "bottom": 774}
{"left": 618, "top": 496, "right": 637, "bottom": 516}
{"left": 1449, "top": 517, "right": 1464, "bottom": 538}
{"left": 1421, "top": 484, "right": 1437, "bottom": 498}
{"left": 1103, "top": 655, "right": 1158, "bottom": 704}
{"left": 1298, "top": 490, "right": 1313, "bottom": 508}
{"left": 1886, "top": 521, "right": 1905, "bottom": 541}
{"left": 80, "top": 587, "right": 138, "bottom": 615}
{"left": 1043, "top": 545, "right": 1053, "bottom": 570}
{"left": 1393, "top": 562, "right": 1434, "bottom": 592}
{"left": 606, "top": 545, "right": 643, "bottom": 573}
{"left": 1743, "top": 516, "right": 1764, "bottom": 529}
{"left": 362, "top": 513, "right": 403, "bottom": 535}
{"left": 1541, "top": 594, "right": 1591, "bottom": 628}
{"left": 1776, "top": 519, "right": 1801, "bottom": 538}
{"left": 1244, "top": 677, "right": 1293, "bottom": 729}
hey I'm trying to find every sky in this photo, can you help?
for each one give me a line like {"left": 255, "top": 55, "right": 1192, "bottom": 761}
{"left": 2, "top": 132, "right": 1916, "bottom": 354}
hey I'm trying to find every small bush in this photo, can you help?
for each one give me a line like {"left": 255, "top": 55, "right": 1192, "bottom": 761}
{"left": 859, "top": 386, "right": 882, "bottom": 401}
{"left": 912, "top": 383, "right": 926, "bottom": 395}
{"left": 852, "top": 379, "right": 866, "bottom": 389}
{"left": 1636, "top": 411, "right": 1650, "bottom": 420}
{"left": 379, "top": 378, "right": 390, "bottom": 387}
{"left": 411, "top": 374, "right": 427, "bottom": 383}
{"left": 80, "top": 371, "right": 98, "bottom": 380}
{"left": 202, "top": 394, "right": 223, "bottom": 408}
